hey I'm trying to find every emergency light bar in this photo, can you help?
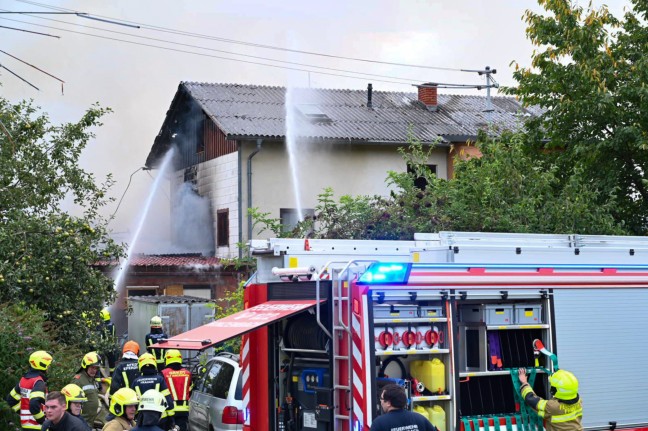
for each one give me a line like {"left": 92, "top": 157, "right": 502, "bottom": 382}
{"left": 357, "top": 263, "right": 411, "bottom": 284}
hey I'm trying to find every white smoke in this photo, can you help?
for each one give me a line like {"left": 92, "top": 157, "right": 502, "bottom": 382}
{"left": 171, "top": 182, "right": 215, "bottom": 256}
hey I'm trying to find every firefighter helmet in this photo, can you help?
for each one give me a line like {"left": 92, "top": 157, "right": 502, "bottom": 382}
{"left": 165, "top": 349, "right": 183, "bottom": 366}
{"left": 150, "top": 315, "right": 163, "bottom": 328}
{"left": 109, "top": 387, "right": 139, "bottom": 416}
{"left": 100, "top": 308, "right": 111, "bottom": 322}
{"left": 61, "top": 384, "right": 87, "bottom": 409}
{"left": 29, "top": 350, "right": 53, "bottom": 371}
{"left": 81, "top": 351, "right": 101, "bottom": 369}
{"left": 138, "top": 353, "right": 157, "bottom": 371}
{"left": 138, "top": 389, "right": 167, "bottom": 413}
{"left": 549, "top": 369, "right": 579, "bottom": 400}
{"left": 122, "top": 340, "right": 140, "bottom": 355}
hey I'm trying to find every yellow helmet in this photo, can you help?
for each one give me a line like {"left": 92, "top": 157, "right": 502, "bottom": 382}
{"left": 549, "top": 369, "right": 579, "bottom": 400}
{"left": 150, "top": 315, "right": 163, "bottom": 328}
{"left": 138, "top": 353, "right": 157, "bottom": 371}
{"left": 61, "top": 384, "right": 87, "bottom": 409}
{"left": 165, "top": 349, "right": 183, "bottom": 366}
{"left": 29, "top": 351, "right": 53, "bottom": 371}
{"left": 109, "top": 387, "right": 139, "bottom": 416}
{"left": 81, "top": 351, "right": 101, "bottom": 369}
{"left": 138, "top": 389, "right": 167, "bottom": 413}
{"left": 100, "top": 308, "right": 111, "bottom": 322}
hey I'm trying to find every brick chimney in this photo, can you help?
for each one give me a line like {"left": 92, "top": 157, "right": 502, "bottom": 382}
{"left": 418, "top": 83, "right": 438, "bottom": 111}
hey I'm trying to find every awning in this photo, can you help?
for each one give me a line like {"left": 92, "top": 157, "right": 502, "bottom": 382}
{"left": 154, "top": 299, "right": 320, "bottom": 351}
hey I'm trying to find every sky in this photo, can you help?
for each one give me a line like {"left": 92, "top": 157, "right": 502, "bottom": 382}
{"left": 1, "top": 0, "right": 630, "bottom": 254}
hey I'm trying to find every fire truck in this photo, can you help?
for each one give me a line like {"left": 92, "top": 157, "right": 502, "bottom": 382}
{"left": 162, "top": 232, "right": 648, "bottom": 431}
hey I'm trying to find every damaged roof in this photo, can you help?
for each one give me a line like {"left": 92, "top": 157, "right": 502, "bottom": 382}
{"left": 148, "top": 82, "right": 539, "bottom": 165}
{"left": 94, "top": 254, "right": 221, "bottom": 268}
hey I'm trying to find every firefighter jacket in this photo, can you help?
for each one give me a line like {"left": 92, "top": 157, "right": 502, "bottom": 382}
{"left": 130, "top": 368, "right": 175, "bottom": 419}
{"left": 5, "top": 369, "right": 47, "bottom": 430}
{"left": 520, "top": 382, "right": 583, "bottom": 431}
{"left": 109, "top": 357, "right": 140, "bottom": 396}
{"left": 145, "top": 328, "right": 168, "bottom": 367}
{"left": 102, "top": 415, "right": 135, "bottom": 431}
{"left": 71, "top": 369, "right": 101, "bottom": 426}
{"left": 161, "top": 364, "right": 192, "bottom": 415}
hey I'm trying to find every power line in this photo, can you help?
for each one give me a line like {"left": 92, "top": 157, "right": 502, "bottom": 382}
{"left": 0, "top": 16, "right": 423, "bottom": 87}
{"left": 0, "top": 62, "right": 39, "bottom": 90}
{"left": 111, "top": 167, "right": 142, "bottom": 220}
{"left": 17, "top": 0, "right": 466, "bottom": 72}
{"left": 0, "top": 23, "right": 58, "bottom": 37}
{"left": 2, "top": 13, "right": 423, "bottom": 85}
{"left": 0, "top": 49, "right": 65, "bottom": 83}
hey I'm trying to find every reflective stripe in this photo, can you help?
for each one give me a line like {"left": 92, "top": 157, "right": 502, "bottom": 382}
{"left": 81, "top": 384, "right": 95, "bottom": 391}
{"left": 11, "top": 403, "right": 19, "bottom": 412}
{"left": 537, "top": 400, "right": 547, "bottom": 418}
{"left": 122, "top": 371, "right": 130, "bottom": 388}
{"left": 521, "top": 385, "right": 534, "bottom": 398}
{"left": 30, "top": 391, "right": 45, "bottom": 399}
{"left": 551, "top": 408, "right": 583, "bottom": 423}
{"left": 9, "top": 389, "right": 20, "bottom": 401}
{"left": 33, "top": 410, "right": 45, "bottom": 420}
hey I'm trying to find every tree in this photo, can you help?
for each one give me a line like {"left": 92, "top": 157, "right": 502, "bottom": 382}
{"left": 0, "top": 97, "right": 124, "bottom": 345}
{"left": 505, "top": 0, "right": 648, "bottom": 233}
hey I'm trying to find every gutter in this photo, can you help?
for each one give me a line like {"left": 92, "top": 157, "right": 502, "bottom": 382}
{"left": 247, "top": 139, "right": 263, "bottom": 244}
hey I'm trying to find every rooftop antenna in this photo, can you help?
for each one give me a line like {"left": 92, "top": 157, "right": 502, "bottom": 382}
{"left": 461, "top": 66, "right": 499, "bottom": 128}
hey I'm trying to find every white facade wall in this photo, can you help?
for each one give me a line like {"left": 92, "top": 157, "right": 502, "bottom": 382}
{"left": 240, "top": 140, "right": 448, "bottom": 241}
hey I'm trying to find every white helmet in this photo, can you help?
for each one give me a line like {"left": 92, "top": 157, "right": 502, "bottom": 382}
{"left": 138, "top": 389, "right": 167, "bottom": 413}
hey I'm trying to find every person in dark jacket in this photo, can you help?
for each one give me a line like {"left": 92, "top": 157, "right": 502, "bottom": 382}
{"left": 370, "top": 384, "right": 437, "bottom": 431}
{"left": 41, "top": 391, "right": 88, "bottom": 431}
{"left": 6, "top": 350, "right": 53, "bottom": 430}
{"left": 131, "top": 353, "right": 175, "bottom": 430}
{"left": 110, "top": 341, "right": 141, "bottom": 396}
{"left": 144, "top": 316, "right": 167, "bottom": 370}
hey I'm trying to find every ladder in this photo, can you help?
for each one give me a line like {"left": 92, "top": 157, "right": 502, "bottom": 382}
{"left": 314, "top": 260, "right": 376, "bottom": 431}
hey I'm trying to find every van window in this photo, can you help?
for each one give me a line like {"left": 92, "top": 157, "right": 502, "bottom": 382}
{"left": 235, "top": 372, "right": 243, "bottom": 400}
{"left": 203, "top": 360, "right": 235, "bottom": 399}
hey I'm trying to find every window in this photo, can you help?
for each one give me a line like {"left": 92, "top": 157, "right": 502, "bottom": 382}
{"left": 217, "top": 209, "right": 229, "bottom": 247}
{"left": 407, "top": 164, "right": 437, "bottom": 190}
{"left": 280, "top": 208, "right": 314, "bottom": 233}
{"left": 127, "top": 286, "right": 158, "bottom": 297}
{"left": 202, "top": 360, "right": 236, "bottom": 399}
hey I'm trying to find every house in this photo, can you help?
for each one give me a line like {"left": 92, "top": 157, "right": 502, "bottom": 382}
{"left": 145, "top": 82, "right": 539, "bottom": 258}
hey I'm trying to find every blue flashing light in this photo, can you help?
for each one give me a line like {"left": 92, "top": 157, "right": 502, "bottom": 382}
{"left": 354, "top": 419, "right": 362, "bottom": 431}
{"left": 358, "top": 263, "right": 411, "bottom": 284}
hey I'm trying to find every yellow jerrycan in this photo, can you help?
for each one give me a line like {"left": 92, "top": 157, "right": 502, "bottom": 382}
{"left": 413, "top": 405, "right": 430, "bottom": 421}
{"left": 425, "top": 405, "right": 446, "bottom": 431}
{"left": 410, "top": 358, "right": 445, "bottom": 393}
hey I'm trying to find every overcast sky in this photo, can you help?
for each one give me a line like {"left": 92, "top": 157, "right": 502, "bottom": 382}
{"left": 1, "top": 0, "right": 629, "bottom": 253}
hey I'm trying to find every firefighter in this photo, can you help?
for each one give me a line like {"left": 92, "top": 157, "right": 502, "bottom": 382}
{"left": 518, "top": 368, "right": 583, "bottom": 431}
{"left": 131, "top": 353, "right": 175, "bottom": 430}
{"left": 132, "top": 389, "right": 168, "bottom": 431}
{"left": 161, "top": 349, "right": 192, "bottom": 431}
{"left": 370, "top": 383, "right": 437, "bottom": 431}
{"left": 55, "top": 384, "right": 92, "bottom": 431}
{"left": 5, "top": 350, "right": 53, "bottom": 430}
{"left": 109, "top": 341, "right": 141, "bottom": 397}
{"left": 41, "top": 391, "right": 88, "bottom": 431}
{"left": 102, "top": 387, "right": 139, "bottom": 431}
{"left": 71, "top": 351, "right": 105, "bottom": 427}
{"left": 98, "top": 308, "right": 118, "bottom": 373}
{"left": 145, "top": 316, "right": 168, "bottom": 370}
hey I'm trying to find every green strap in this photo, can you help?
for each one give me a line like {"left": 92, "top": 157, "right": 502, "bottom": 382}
{"left": 511, "top": 369, "right": 544, "bottom": 431}
{"left": 461, "top": 418, "right": 473, "bottom": 431}
{"left": 504, "top": 414, "right": 513, "bottom": 431}
{"left": 472, "top": 417, "right": 481, "bottom": 431}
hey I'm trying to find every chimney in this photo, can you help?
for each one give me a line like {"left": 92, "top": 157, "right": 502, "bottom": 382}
{"left": 367, "top": 83, "right": 373, "bottom": 109}
{"left": 418, "top": 82, "right": 438, "bottom": 111}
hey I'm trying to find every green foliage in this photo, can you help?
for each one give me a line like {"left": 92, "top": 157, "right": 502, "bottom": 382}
{"left": 211, "top": 281, "right": 246, "bottom": 353}
{"left": 504, "top": 0, "right": 648, "bottom": 233}
{"left": 0, "top": 303, "right": 83, "bottom": 430}
{"left": 0, "top": 98, "right": 125, "bottom": 346}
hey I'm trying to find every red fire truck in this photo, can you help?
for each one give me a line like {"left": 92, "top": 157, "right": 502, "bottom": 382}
{"left": 162, "top": 232, "right": 648, "bottom": 431}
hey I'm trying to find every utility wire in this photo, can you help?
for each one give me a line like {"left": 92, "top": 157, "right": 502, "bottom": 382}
{"left": 17, "top": 0, "right": 466, "bottom": 72}
{"left": 2, "top": 13, "right": 423, "bottom": 85}
{"left": 0, "top": 17, "right": 424, "bottom": 86}
{"left": 111, "top": 167, "right": 142, "bottom": 220}
{"left": 0, "top": 62, "right": 39, "bottom": 90}
{"left": 0, "top": 49, "right": 65, "bottom": 83}
{"left": 0, "top": 23, "right": 58, "bottom": 37}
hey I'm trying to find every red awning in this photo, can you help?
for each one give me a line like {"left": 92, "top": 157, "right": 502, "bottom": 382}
{"left": 154, "top": 299, "right": 320, "bottom": 351}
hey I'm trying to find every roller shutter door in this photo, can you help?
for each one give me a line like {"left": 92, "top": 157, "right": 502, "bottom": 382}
{"left": 553, "top": 289, "right": 648, "bottom": 428}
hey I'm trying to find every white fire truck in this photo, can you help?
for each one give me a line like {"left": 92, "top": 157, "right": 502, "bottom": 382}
{"left": 163, "top": 232, "right": 648, "bottom": 431}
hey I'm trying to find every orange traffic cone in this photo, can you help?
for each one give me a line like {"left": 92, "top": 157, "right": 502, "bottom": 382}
{"left": 304, "top": 239, "right": 311, "bottom": 251}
